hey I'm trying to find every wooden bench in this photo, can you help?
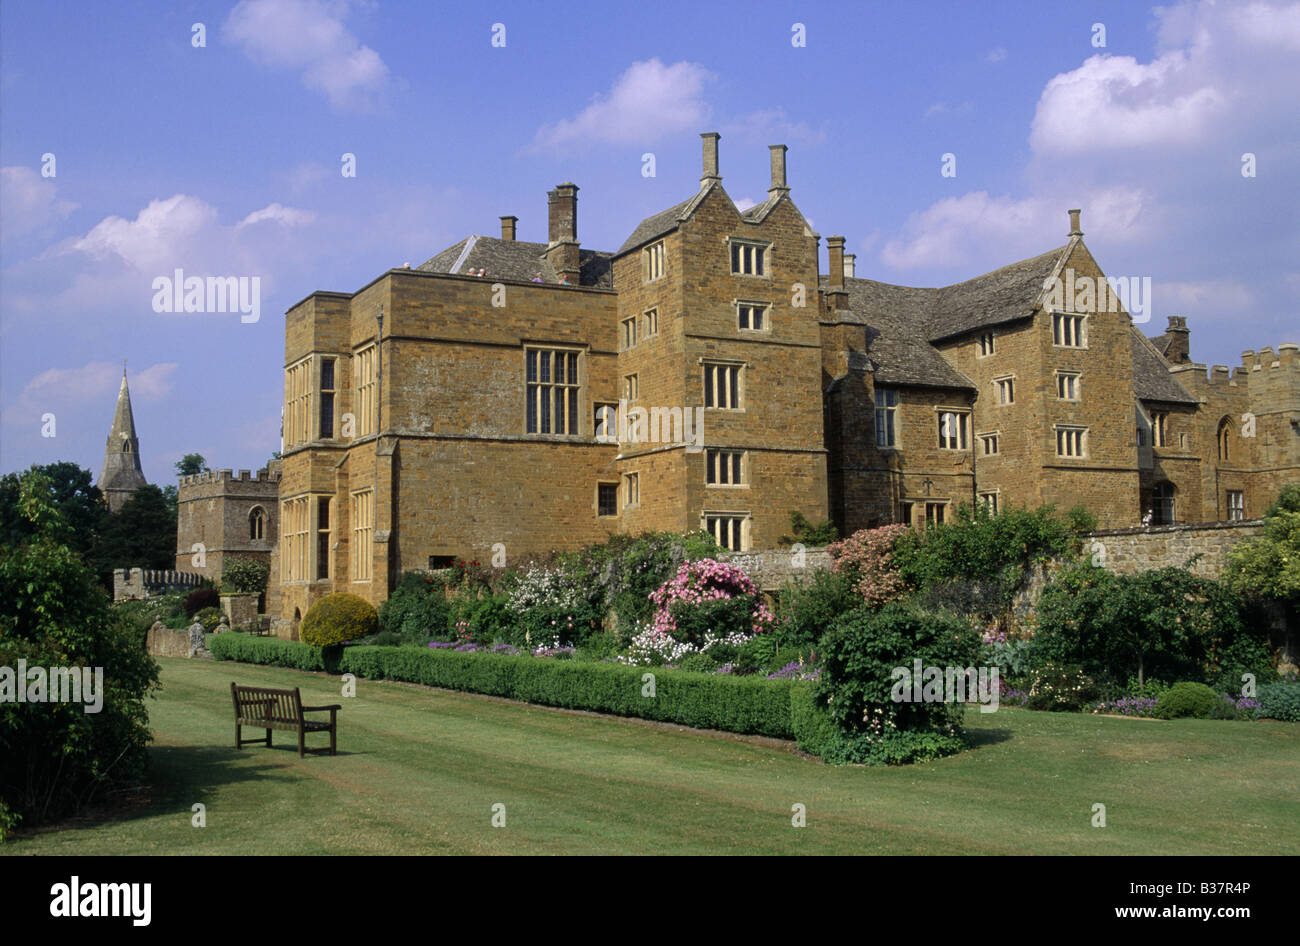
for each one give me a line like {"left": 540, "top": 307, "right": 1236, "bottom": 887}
{"left": 231, "top": 683, "right": 341, "bottom": 758}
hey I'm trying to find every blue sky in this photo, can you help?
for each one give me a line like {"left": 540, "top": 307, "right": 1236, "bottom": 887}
{"left": 2, "top": 0, "right": 1297, "bottom": 485}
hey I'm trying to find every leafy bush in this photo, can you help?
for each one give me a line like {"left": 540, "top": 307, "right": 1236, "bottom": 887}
{"left": 1033, "top": 562, "right": 1247, "bottom": 689}
{"left": 1225, "top": 484, "right": 1300, "bottom": 604}
{"left": 826, "top": 524, "right": 910, "bottom": 608}
{"left": 773, "top": 569, "right": 858, "bottom": 650}
{"left": 184, "top": 587, "right": 220, "bottom": 617}
{"left": 560, "top": 531, "right": 721, "bottom": 632}
{"left": 300, "top": 593, "right": 378, "bottom": 647}
{"left": 379, "top": 572, "right": 452, "bottom": 644}
{"left": 0, "top": 470, "right": 159, "bottom": 830}
{"left": 1023, "top": 664, "right": 1099, "bottom": 712}
{"left": 649, "top": 559, "right": 773, "bottom": 644}
{"left": 892, "top": 503, "right": 1082, "bottom": 622}
{"left": 1153, "top": 682, "right": 1220, "bottom": 719}
{"left": 1257, "top": 682, "right": 1300, "bottom": 722}
{"left": 813, "top": 604, "right": 979, "bottom": 764}
{"left": 778, "top": 510, "right": 838, "bottom": 547}
{"left": 222, "top": 556, "right": 269, "bottom": 594}
{"left": 447, "top": 588, "right": 513, "bottom": 644}
{"left": 193, "top": 606, "right": 224, "bottom": 632}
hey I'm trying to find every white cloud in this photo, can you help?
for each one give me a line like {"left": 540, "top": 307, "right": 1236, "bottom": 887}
{"left": 733, "top": 197, "right": 757, "bottom": 212}
{"left": 531, "top": 59, "right": 713, "bottom": 150}
{"left": 985, "top": 47, "right": 1007, "bottom": 63}
{"left": 1030, "top": 52, "right": 1225, "bottom": 155}
{"left": 2, "top": 360, "right": 179, "bottom": 428}
{"left": 0, "top": 166, "right": 77, "bottom": 241}
{"left": 236, "top": 203, "right": 317, "bottom": 229}
{"left": 223, "top": 0, "right": 390, "bottom": 110}
{"left": 64, "top": 195, "right": 218, "bottom": 272}
{"left": 880, "top": 188, "right": 1152, "bottom": 270}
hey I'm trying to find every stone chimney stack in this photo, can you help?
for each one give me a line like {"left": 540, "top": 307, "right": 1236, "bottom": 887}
{"left": 1164, "top": 315, "right": 1191, "bottom": 364}
{"left": 701, "top": 132, "right": 721, "bottom": 184}
{"left": 546, "top": 183, "right": 580, "bottom": 283}
{"left": 827, "top": 237, "right": 845, "bottom": 290}
{"left": 843, "top": 253, "right": 856, "bottom": 280}
{"left": 768, "top": 144, "right": 789, "bottom": 198}
{"left": 500, "top": 215, "right": 517, "bottom": 241}
{"left": 1068, "top": 208, "right": 1083, "bottom": 236}
{"left": 826, "top": 236, "right": 848, "bottom": 311}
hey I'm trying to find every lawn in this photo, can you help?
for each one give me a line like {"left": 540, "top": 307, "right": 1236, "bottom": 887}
{"left": 5, "top": 656, "right": 1299, "bottom": 854}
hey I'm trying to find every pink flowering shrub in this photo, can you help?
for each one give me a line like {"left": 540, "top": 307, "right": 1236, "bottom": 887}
{"left": 647, "top": 558, "right": 774, "bottom": 646}
{"left": 826, "top": 524, "right": 910, "bottom": 608}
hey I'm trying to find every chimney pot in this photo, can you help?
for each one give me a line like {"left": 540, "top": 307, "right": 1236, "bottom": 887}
{"left": 701, "top": 132, "right": 721, "bottom": 183}
{"left": 1068, "top": 208, "right": 1083, "bottom": 236}
{"left": 843, "top": 253, "right": 856, "bottom": 280}
{"left": 827, "top": 236, "right": 846, "bottom": 291}
{"left": 768, "top": 144, "right": 789, "bottom": 197}
{"left": 500, "top": 215, "right": 518, "bottom": 241}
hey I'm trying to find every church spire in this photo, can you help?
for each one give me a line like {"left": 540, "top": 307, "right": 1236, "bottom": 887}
{"left": 98, "top": 363, "right": 148, "bottom": 512}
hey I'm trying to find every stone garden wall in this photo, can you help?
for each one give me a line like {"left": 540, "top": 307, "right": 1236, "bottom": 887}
{"left": 1083, "top": 519, "right": 1264, "bottom": 578}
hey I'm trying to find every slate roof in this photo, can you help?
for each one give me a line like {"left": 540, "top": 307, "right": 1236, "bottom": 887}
{"left": 926, "top": 245, "right": 1069, "bottom": 341}
{"left": 417, "top": 236, "right": 612, "bottom": 288}
{"left": 1131, "top": 328, "right": 1198, "bottom": 404}
{"left": 823, "top": 276, "right": 976, "bottom": 390}
{"left": 616, "top": 183, "right": 717, "bottom": 256}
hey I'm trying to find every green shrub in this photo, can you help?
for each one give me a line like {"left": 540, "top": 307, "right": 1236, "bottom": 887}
{"left": 0, "top": 470, "right": 159, "bottom": 829}
{"left": 210, "top": 632, "right": 327, "bottom": 671}
{"left": 676, "top": 652, "right": 721, "bottom": 673}
{"left": 1257, "top": 682, "right": 1300, "bottom": 721}
{"left": 213, "top": 633, "right": 798, "bottom": 737}
{"left": 773, "top": 569, "right": 858, "bottom": 650}
{"left": 778, "top": 510, "right": 838, "bottom": 547}
{"left": 222, "top": 556, "right": 269, "bottom": 594}
{"left": 301, "top": 593, "right": 378, "bottom": 647}
{"left": 1024, "top": 663, "right": 1099, "bottom": 712}
{"left": 1033, "top": 562, "right": 1246, "bottom": 689}
{"left": 193, "top": 605, "right": 224, "bottom": 632}
{"left": 1154, "top": 682, "right": 1221, "bottom": 719}
{"left": 379, "top": 572, "right": 452, "bottom": 644}
{"left": 184, "top": 587, "right": 219, "bottom": 617}
{"left": 789, "top": 682, "right": 843, "bottom": 760}
{"left": 814, "top": 604, "right": 979, "bottom": 764}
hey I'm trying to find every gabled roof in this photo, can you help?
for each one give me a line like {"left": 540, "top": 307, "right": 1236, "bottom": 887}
{"left": 616, "top": 182, "right": 717, "bottom": 256}
{"left": 823, "top": 276, "right": 976, "bottom": 390}
{"left": 417, "top": 236, "right": 612, "bottom": 288}
{"left": 1132, "top": 328, "right": 1198, "bottom": 404}
{"left": 926, "top": 245, "right": 1070, "bottom": 341}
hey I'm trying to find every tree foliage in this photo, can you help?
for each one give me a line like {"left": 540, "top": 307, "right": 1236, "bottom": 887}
{"left": 1225, "top": 484, "right": 1300, "bottom": 603}
{"left": 0, "top": 471, "right": 159, "bottom": 834}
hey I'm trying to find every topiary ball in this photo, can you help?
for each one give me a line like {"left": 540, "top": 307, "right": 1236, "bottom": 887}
{"left": 1153, "top": 681, "right": 1220, "bottom": 719}
{"left": 301, "top": 593, "right": 378, "bottom": 647}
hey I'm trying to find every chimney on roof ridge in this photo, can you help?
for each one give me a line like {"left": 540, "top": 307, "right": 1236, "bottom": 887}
{"left": 843, "top": 253, "right": 856, "bottom": 280}
{"left": 768, "top": 144, "right": 789, "bottom": 198}
{"left": 500, "top": 215, "right": 518, "bottom": 241}
{"left": 1068, "top": 208, "right": 1083, "bottom": 236}
{"left": 546, "top": 184, "right": 580, "bottom": 283}
{"left": 1164, "top": 315, "right": 1191, "bottom": 364}
{"left": 701, "top": 132, "right": 721, "bottom": 184}
{"left": 827, "top": 236, "right": 846, "bottom": 290}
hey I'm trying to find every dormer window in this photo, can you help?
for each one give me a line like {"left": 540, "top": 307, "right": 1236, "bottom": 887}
{"left": 730, "top": 239, "right": 768, "bottom": 276}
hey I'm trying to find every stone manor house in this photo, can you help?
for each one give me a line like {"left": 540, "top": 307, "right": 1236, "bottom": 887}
{"left": 173, "top": 133, "right": 1298, "bottom": 624}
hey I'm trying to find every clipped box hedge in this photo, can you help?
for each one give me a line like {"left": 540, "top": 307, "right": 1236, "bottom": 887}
{"left": 211, "top": 633, "right": 817, "bottom": 742}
